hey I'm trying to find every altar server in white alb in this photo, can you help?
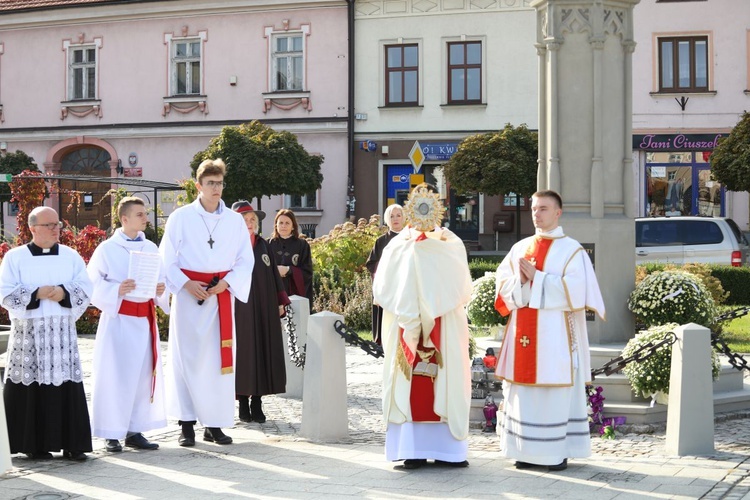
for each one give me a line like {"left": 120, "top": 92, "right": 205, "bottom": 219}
{"left": 1, "top": 207, "right": 93, "bottom": 461}
{"left": 159, "top": 159, "right": 254, "bottom": 447}
{"left": 494, "top": 190, "right": 605, "bottom": 472}
{"left": 88, "top": 197, "right": 169, "bottom": 453}
{"left": 373, "top": 183, "right": 473, "bottom": 470}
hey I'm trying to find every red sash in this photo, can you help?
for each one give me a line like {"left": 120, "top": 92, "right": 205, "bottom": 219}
{"left": 512, "top": 236, "right": 553, "bottom": 384}
{"left": 406, "top": 317, "right": 442, "bottom": 422}
{"left": 118, "top": 299, "right": 158, "bottom": 402}
{"left": 180, "top": 269, "right": 233, "bottom": 374}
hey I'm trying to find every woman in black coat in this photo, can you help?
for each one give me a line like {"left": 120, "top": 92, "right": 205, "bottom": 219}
{"left": 232, "top": 201, "right": 290, "bottom": 424}
{"left": 268, "top": 209, "right": 314, "bottom": 305}
{"left": 365, "top": 204, "right": 404, "bottom": 344}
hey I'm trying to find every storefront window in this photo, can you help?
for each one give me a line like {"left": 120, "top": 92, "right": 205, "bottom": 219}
{"left": 645, "top": 152, "right": 723, "bottom": 217}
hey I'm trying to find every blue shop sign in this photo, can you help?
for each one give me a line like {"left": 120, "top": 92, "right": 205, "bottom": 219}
{"left": 420, "top": 142, "right": 459, "bottom": 161}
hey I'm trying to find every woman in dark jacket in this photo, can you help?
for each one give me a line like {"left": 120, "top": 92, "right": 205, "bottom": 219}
{"left": 267, "top": 209, "right": 314, "bottom": 305}
{"left": 232, "top": 201, "right": 290, "bottom": 424}
{"left": 365, "top": 204, "right": 404, "bottom": 344}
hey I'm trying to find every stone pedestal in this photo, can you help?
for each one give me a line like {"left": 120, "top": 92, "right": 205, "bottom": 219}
{"left": 281, "top": 295, "right": 309, "bottom": 400}
{"left": 666, "top": 323, "right": 715, "bottom": 456}
{"left": 533, "top": 0, "right": 640, "bottom": 343}
{"left": 300, "top": 311, "right": 348, "bottom": 442}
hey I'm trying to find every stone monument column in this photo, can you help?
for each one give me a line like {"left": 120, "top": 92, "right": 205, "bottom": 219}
{"left": 532, "top": 0, "right": 639, "bottom": 343}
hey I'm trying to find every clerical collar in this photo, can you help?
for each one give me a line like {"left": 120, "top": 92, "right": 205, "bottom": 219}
{"left": 535, "top": 226, "right": 565, "bottom": 238}
{"left": 117, "top": 229, "right": 143, "bottom": 242}
{"left": 27, "top": 242, "right": 59, "bottom": 256}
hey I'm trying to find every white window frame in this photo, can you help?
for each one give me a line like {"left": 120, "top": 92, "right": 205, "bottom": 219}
{"left": 63, "top": 38, "right": 102, "bottom": 102}
{"left": 264, "top": 25, "right": 310, "bottom": 93}
{"left": 272, "top": 33, "right": 304, "bottom": 92}
{"left": 164, "top": 31, "right": 207, "bottom": 97}
{"left": 286, "top": 190, "right": 319, "bottom": 210}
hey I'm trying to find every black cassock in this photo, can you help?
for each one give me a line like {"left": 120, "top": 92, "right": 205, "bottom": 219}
{"left": 365, "top": 231, "right": 400, "bottom": 344}
{"left": 234, "top": 235, "right": 291, "bottom": 397}
{"left": 267, "top": 235, "right": 313, "bottom": 304}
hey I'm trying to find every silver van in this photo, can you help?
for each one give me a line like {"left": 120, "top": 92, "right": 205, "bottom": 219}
{"left": 635, "top": 217, "right": 749, "bottom": 266}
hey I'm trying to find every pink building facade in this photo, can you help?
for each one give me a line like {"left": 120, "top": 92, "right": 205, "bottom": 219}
{"left": 0, "top": 0, "right": 350, "bottom": 237}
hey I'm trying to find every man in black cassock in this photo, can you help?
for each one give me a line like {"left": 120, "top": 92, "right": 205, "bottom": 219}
{"left": 1, "top": 207, "right": 93, "bottom": 461}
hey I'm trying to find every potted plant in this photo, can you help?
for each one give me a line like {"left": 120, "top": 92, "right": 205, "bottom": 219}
{"left": 621, "top": 323, "right": 720, "bottom": 403}
{"left": 627, "top": 270, "right": 718, "bottom": 329}
{"left": 466, "top": 272, "right": 507, "bottom": 338}
{"left": 625, "top": 271, "right": 720, "bottom": 403}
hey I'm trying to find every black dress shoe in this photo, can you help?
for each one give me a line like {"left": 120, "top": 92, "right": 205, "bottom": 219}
{"left": 514, "top": 461, "right": 535, "bottom": 469}
{"left": 178, "top": 432, "right": 195, "bottom": 447}
{"left": 203, "top": 427, "right": 232, "bottom": 445}
{"left": 63, "top": 450, "right": 88, "bottom": 461}
{"left": 25, "top": 452, "right": 53, "bottom": 460}
{"left": 435, "top": 459, "right": 469, "bottom": 468}
{"left": 125, "top": 433, "right": 159, "bottom": 450}
{"left": 548, "top": 459, "right": 568, "bottom": 471}
{"left": 401, "top": 459, "right": 427, "bottom": 469}
{"left": 105, "top": 439, "right": 123, "bottom": 452}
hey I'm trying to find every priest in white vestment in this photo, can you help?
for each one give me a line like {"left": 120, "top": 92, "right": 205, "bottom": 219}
{"left": 1, "top": 207, "right": 93, "bottom": 461}
{"left": 159, "top": 159, "right": 254, "bottom": 446}
{"left": 373, "top": 183, "right": 473, "bottom": 470}
{"left": 88, "top": 197, "right": 169, "bottom": 453}
{"left": 494, "top": 190, "right": 605, "bottom": 471}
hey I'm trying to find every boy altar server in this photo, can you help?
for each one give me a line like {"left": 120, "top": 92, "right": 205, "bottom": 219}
{"left": 160, "top": 159, "right": 254, "bottom": 446}
{"left": 88, "top": 197, "right": 169, "bottom": 452}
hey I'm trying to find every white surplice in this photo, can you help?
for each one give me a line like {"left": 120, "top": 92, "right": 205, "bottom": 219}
{"left": 0, "top": 244, "right": 92, "bottom": 387}
{"left": 88, "top": 229, "right": 169, "bottom": 439}
{"left": 373, "top": 227, "right": 473, "bottom": 461}
{"left": 494, "top": 226, "right": 605, "bottom": 465}
{"left": 159, "top": 199, "right": 254, "bottom": 427}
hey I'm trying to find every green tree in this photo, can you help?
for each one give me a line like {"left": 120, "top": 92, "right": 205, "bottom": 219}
{"left": 442, "top": 123, "right": 538, "bottom": 240}
{"left": 190, "top": 120, "right": 324, "bottom": 207}
{"left": 0, "top": 150, "right": 39, "bottom": 200}
{"left": 710, "top": 111, "right": 750, "bottom": 191}
{"left": 443, "top": 123, "right": 537, "bottom": 196}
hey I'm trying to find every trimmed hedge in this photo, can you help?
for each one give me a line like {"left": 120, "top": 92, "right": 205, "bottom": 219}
{"left": 708, "top": 265, "right": 750, "bottom": 305}
{"left": 636, "top": 263, "right": 750, "bottom": 306}
{"left": 469, "top": 259, "right": 498, "bottom": 280}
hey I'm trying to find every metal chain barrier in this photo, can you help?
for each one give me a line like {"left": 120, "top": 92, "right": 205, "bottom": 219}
{"left": 283, "top": 304, "right": 306, "bottom": 368}
{"left": 711, "top": 306, "right": 750, "bottom": 373}
{"left": 712, "top": 332, "right": 750, "bottom": 372}
{"left": 591, "top": 331, "right": 677, "bottom": 380}
{"left": 591, "top": 306, "right": 750, "bottom": 379}
{"left": 333, "top": 320, "right": 384, "bottom": 359}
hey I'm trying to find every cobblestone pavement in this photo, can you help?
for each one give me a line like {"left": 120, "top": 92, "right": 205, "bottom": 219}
{"left": 2, "top": 335, "right": 750, "bottom": 499}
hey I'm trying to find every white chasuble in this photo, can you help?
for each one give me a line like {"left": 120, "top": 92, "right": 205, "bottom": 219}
{"left": 493, "top": 226, "right": 605, "bottom": 465}
{"left": 88, "top": 229, "right": 169, "bottom": 439}
{"left": 0, "top": 244, "right": 92, "bottom": 386}
{"left": 373, "top": 227, "right": 472, "bottom": 460}
{"left": 159, "top": 199, "right": 254, "bottom": 427}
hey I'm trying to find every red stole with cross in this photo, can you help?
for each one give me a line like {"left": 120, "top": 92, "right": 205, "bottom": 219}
{"left": 502, "top": 236, "right": 553, "bottom": 384}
